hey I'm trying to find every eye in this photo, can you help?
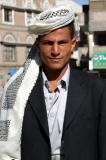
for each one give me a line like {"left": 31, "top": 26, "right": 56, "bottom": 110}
{"left": 58, "top": 41, "right": 67, "bottom": 45}
{"left": 40, "top": 41, "right": 53, "bottom": 45}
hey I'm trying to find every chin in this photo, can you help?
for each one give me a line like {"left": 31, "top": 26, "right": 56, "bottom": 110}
{"left": 43, "top": 62, "right": 68, "bottom": 72}
{"left": 48, "top": 64, "right": 67, "bottom": 72}
{"left": 49, "top": 65, "right": 63, "bottom": 70}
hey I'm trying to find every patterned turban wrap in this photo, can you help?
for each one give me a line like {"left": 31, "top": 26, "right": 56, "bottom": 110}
{"left": 29, "top": 5, "right": 80, "bottom": 38}
{"left": 0, "top": 5, "right": 79, "bottom": 160}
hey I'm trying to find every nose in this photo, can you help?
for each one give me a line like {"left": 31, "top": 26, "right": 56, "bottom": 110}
{"left": 51, "top": 43, "right": 60, "bottom": 56}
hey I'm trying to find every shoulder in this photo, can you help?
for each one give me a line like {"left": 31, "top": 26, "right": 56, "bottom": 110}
{"left": 71, "top": 68, "right": 106, "bottom": 90}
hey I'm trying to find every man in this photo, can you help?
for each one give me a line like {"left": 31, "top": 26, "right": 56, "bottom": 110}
{"left": 0, "top": 5, "right": 106, "bottom": 160}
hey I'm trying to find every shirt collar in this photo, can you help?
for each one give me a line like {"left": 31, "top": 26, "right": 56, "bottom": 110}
{"left": 58, "top": 65, "right": 70, "bottom": 90}
{"left": 42, "top": 65, "right": 70, "bottom": 91}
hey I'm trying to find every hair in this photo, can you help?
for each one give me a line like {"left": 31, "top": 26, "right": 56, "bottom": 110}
{"left": 67, "top": 21, "right": 75, "bottom": 39}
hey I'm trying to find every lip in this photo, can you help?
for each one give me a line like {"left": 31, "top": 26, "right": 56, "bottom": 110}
{"left": 49, "top": 57, "right": 63, "bottom": 60}
{"left": 49, "top": 58, "right": 62, "bottom": 62}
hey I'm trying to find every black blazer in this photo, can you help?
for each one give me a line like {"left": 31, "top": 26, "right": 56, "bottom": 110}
{"left": 21, "top": 68, "right": 106, "bottom": 160}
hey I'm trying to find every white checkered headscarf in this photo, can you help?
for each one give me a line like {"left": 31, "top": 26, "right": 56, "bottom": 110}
{"left": 29, "top": 5, "right": 80, "bottom": 39}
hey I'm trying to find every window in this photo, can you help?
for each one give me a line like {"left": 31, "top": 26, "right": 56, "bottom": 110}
{"left": 3, "top": 8, "right": 14, "bottom": 24}
{"left": 26, "top": 36, "right": 34, "bottom": 57}
{"left": 3, "top": 46, "right": 16, "bottom": 62}
{"left": 25, "top": 11, "right": 33, "bottom": 26}
{"left": 2, "top": 0, "right": 15, "bottom": 6}
{"left": 94, "top": 32, "right": 106, "bottom": 46}
{"left": 26, "top": 0, "right": 33, "bottom": 8}
{"left": 27, "top": 11, "right": 32, "bottom": 25}
{"left": 3, "top": 34, "right": 16, "bottom": 62}
{"left": 4, "top": 34, "right": 15, "bottom": 43}
{"left": 26, "top": 35, "right": 34, "bottom": 44}
{"left": 4, "top": 8, "right": 12, "bottom": 22}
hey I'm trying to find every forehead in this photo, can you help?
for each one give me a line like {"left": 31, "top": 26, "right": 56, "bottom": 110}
{"left": 38, "top": 26, "right": 72, "bottom": 41}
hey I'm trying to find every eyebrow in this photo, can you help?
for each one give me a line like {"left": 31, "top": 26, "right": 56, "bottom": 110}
{"left": 39, "top": 39, "right": 69, "bottom": 44}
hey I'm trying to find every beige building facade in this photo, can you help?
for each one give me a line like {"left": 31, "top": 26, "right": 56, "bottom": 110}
{"left": 0, "top": 0, "right": 42, "bottom": 88}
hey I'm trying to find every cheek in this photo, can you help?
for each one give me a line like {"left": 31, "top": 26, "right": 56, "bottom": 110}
{"left": 39, "top": 51, "right": 49, "bottom": 63}
{"left": 65, "top": 53, "right": 71, "bottom": 62}
{"left": 62, "top": 44, "right": 72, "bottom": 53}
{"left": 64, "top": 48, "right": 71, "bottom": 58}
{"left": 39, "top": 46, "right": 50, "bottom": 57}
{"left": 39, "top": 44, "right": 50, "bottom": 52}
{"left": 62, "top": 51, "right": 71, "bottom": 64}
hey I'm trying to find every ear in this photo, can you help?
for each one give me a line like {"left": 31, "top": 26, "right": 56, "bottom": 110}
{"left": 71, "top": 38, "right": 77, "bottom": 52}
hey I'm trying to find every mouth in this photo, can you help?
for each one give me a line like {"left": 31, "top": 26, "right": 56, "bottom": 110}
{"left": 49, "top": 58, "right": 62, "bottom": 62}
{"left": 49, "top": 57, "right": 62, "bottom": 60}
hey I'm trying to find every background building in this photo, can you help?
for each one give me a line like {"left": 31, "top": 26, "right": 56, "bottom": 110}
{"left": 77, "top": 4, "right": 89, "bottom": 69}
{"left": 0, "top": 0, "right": 43, "bottom": 88}
{"left": 89, "top": 0, "right": 106, "bottom": 74}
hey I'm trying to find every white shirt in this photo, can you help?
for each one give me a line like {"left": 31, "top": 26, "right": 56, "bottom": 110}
{"left": 42, "top": 65, "right": 70, "bottom": 155}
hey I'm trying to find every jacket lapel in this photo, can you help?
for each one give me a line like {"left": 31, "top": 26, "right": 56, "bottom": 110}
{"left": 28, "top": 71, "right": 49, "bottom": 138}
{"left": 64, "top": 68, "right": 88, "bottom": 130}
{"left": 28, "top": 67, "right": 88, "bottom": 138}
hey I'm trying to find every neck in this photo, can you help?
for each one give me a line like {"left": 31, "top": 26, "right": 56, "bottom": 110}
{"left": 43, "top": 64, "right": 68, "bottom": 91}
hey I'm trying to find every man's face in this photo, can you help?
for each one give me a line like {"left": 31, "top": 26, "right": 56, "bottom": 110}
{"left": 37, "top": 26, "right": 76, "bottom": 72}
